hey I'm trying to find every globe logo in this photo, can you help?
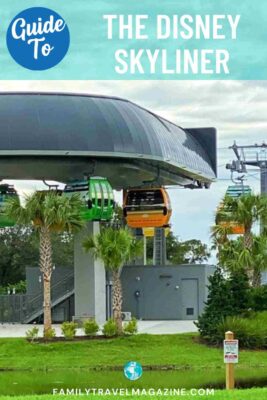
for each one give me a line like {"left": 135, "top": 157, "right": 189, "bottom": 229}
{"left": 6, "top": 7, "right": 70, "bottom": 71}
{"left": 124, "top": 361, "right": 143, "bottom": 381}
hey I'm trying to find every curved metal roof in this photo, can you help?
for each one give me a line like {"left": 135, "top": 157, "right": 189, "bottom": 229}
{"left": 0, "top": 93, "right": 216, "bottom": 188}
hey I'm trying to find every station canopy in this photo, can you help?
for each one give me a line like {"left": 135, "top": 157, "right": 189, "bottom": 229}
{"left": 0, "top": 93, "right": 217, "bottom": 189}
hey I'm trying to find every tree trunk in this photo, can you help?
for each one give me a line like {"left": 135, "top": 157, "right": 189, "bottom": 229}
{"left": 39, "top": 226, "right": 53, "bottom": 337}
{"left": 244, "top": 230, "right": 253, "bottom": 250}
{"left": 112, "top": 269, "right": 123, "bottom": 335}
{"left": 243, "top": 230, "right": 254, "bottom": 285}
{"left": 43, "top": 274, "right": 52, "bottom": 335}
{"left": 252, "top": 268, "right": 262, "bottom": 288}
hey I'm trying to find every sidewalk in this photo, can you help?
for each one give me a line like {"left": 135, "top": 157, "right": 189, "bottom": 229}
{"left": 0, "top": 320, "right": 197, "bottom": 337}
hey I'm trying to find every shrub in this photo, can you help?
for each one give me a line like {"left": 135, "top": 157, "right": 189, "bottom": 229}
{"left": 102, "top": 319, "right": 118, "bottom": 337}
{"left": 0, "top": 280, "right": 27, "bottom": 295}
{"left": 83, "top": 319, "right": 99, "bottom": 336}
{"left": 253, "top": 310, "right": 267, "bottom": 326}
{"left": 61, "top": 322, "right": 77, "bottom": 340}
{"left": 44, "top": 327, "right": 56, "bottom": 340}
{"left": 123, "top": 318, "right": 138, "bottom": 335}
{"left": 250, "top": 285, "right": 267, "bottom": 311}
{"left": 26, "top": 326, "right": 39, "bottom": 343}
{"left": 195, "top": 268, "right": 250, "bottom": 343}
{"left": 228, "top": 269, "right": 251, "bottom": 313}
{"left": 216, "top": 313, "right": 267, "bottom": 349}
{"left": 195, "top": 269, "right": 233, "bottom": 342}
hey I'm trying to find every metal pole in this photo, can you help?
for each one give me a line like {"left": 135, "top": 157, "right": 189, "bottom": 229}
{"left": 260, "top": 161, "right": 267, "bottom": 194}
{"left": 260, "top": 162, "right": 267, "bottom": 237}
{"left": 143, "top": 235, "right": 147, "bottom": 266}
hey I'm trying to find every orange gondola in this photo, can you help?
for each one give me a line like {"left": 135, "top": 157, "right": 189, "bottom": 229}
{"left": 215, "top": 185, "right": 251, "bottom": 235}
{"left": 218, "top": 221, "right": 245, "bottom": 235}
{"left": 123, "top": 187, "right": 172, "bottom": 228}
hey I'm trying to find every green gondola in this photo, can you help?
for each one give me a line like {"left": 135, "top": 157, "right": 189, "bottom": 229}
{"left": 225, "top": 185, "right": 252, "bottom": 198}
{"left": 64, "top": 177, "right": 114, "bottom": 221}
{"left": 0, "top": 184, "right": 18, "bottom": 228}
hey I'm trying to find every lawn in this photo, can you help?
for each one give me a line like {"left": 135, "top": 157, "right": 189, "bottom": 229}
{"left": 0, "top": 334, "right": 266, "bottom": 397}
{"left": 0, "top": 388, "right": 267, "bottom": 400}
{"left": 0, "top": 334, "right": 266, "bottom": 370}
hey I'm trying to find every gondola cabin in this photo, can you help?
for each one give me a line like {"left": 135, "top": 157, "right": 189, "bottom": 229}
{"left": 0, "top": 184, "right": 18, "bottom": 228}
{"left": 216, "top": 185, "right": 252, "bottom": 235}
{"left": 64, "top": 177, "right": 114, "bottom": 221}
{"left": 218, "top": 221, "right": 245, "bottom": 235}
{"left": 225, "top": 185, "right": 252, "bottom": 198}
{"left": 123, "top": 187, "right": 172, "bottom": 228}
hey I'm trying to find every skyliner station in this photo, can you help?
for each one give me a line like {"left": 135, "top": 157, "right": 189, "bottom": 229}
{"left": 0, "top": 92, "right": 217, "bottom": 324}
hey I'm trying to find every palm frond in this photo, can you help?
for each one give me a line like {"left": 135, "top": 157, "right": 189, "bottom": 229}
{"left": 83, "top": 227, "right": 142, "bottom": 271}
{"left": 5, "top": 197, "right": 31, "bottom": 225}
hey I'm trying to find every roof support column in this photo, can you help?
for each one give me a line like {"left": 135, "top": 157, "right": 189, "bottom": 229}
{"left": 260, "top": 161, "right": 267, "bottom": 195}
{"left": 73, "top": 221, "right": 106, "bottom": 324}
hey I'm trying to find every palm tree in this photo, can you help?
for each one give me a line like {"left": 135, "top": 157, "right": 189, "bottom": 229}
{"left": 214, "top": 193, "right": 267, "bottom": 286}
{"left": 83, "top": 226, "right": 142, "bottom": 334}
{"left": 211, "top": 224, "right": 232, "bottom": 246}
{"left": 6, "top": 190, "right": 84, "bottom": 336}
{"left": 216, "top": 194, "right": 266, "bottom": 249}
{"left": 219, "top": 237, "right": 251, "bottom": 273}
{"left": 250, "top": 235, "right": 267, "bottom": 287}
{"left": 219, "top": 235, "right": 267, "bottom": 287}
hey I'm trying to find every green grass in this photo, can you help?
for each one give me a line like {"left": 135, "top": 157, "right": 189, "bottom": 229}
{"left": 0, "top": 389, "right": 267, "bottom": 400}
{"left": 0, "top": 334, "right": 266, "bottom": 371}
{"left": 0, "top": 334, "right": 266, "bottom": 396}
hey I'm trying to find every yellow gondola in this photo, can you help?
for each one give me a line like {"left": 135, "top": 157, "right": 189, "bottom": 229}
{"left": 123, "top": 187, "right": 172, "bottom": 228}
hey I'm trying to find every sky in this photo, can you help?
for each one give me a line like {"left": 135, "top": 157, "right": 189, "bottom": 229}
{"left": 0, "top": 80, "right": 266, "bottom": 251}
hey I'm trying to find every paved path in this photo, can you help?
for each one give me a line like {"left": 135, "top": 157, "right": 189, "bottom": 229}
{"left": 0, "top": 320, "right": 197, "bottom": 337}
{"left": 137, "top": 320, "right": 198, "bottom": 334}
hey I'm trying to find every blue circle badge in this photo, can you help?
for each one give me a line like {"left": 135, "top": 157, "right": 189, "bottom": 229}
{"left": 124, "top": 361, "right": 143, "bottom": 381}
{"left": 6, "top": 7, "right": 70, "bottom": 70}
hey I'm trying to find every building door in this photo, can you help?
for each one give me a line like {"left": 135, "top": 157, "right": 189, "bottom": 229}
{"left": 181, "top": 279, "right": 199, "bottom": 320}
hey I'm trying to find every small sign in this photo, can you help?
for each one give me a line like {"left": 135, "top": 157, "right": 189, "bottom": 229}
{"left": 143, "top": 227, "right": 155, "bottom": 237}
{"left": 142, "top": 227, "right": 170, "bottom": 237}
{"left": 224, "top": 339, "right": 239, "bottom": 363}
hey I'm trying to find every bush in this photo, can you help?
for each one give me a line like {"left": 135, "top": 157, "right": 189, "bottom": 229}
{"left": 123, "top": 318, "right": 138, "bottom": 335}
{"left": 26, "top": 326, "right": 39, "bottom": 342}
{"left": 44, "top": 327, "right": 56, "bottom": 340}
{"left": 0, "top": 280, "right": 27, "bottom": 295}
{"left": 61, "top": 322, "right": 77, "bottom": 340}
{"left": 250, "top": 285, "right": 267, "bottom": 311}
{"left": 195, "top": 268, "right": 250, "bottom": 343}
{"left": 195, "top": 269, "right": 232, "bottom": 341}
{"left": 216, "top": 312, "right": 267, "bottom": 349}
{"left": 228, "top": 269, "right": 251, "bottom": 312}
{"left": 102, "top": 319, "right": 118, "bottom": 337}
{"left": 83, "top": 319, "right": 99, "bottom": 336}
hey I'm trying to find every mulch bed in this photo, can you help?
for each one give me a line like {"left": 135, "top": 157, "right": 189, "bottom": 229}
{"left": 27, "top": 335, "right": 119, "bottom": 343}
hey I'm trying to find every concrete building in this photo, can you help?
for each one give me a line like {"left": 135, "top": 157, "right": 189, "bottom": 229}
{"left": 121, "top": 265, "right": 215, "bottom": 320}
{"left": 20, "top": 264, "right": 215, "bottom": 323}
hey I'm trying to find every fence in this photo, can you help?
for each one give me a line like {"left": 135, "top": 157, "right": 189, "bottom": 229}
{"left": 0, "top": 271, "right": 74, "bottom": 323}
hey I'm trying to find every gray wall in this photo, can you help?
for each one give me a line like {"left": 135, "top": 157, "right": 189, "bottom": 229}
{"left": 121, "top": 264, "right": 215, "bottom": 320}
{"left": 52, "top": 295, "right": 74, "bottom": 323}
{"left": 26, "top": 266, "right": 73, "bottom": 295}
